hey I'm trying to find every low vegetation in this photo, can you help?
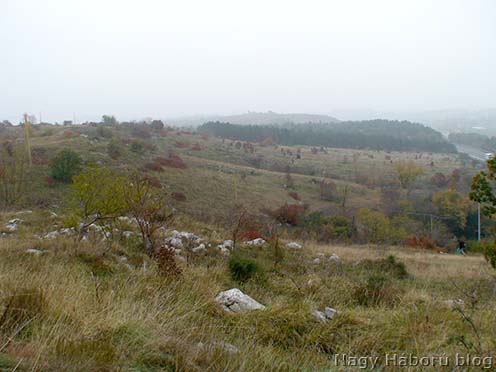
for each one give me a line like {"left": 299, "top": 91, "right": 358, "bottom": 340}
{"left": 0, "top": 117, "right": 495, "bottom": 371}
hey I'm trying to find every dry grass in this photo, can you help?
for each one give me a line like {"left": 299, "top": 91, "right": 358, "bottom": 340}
{"left": 0, "top": 231, "right": 494, "bottom": 371}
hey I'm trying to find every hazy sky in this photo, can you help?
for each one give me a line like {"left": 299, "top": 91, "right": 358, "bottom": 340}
{"left": 1, "top": 0, "right": 495, "bottom": 123}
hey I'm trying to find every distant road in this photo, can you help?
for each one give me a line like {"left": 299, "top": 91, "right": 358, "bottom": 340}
{"left": 454, "top": 144, "right": 488, "bottom": 161}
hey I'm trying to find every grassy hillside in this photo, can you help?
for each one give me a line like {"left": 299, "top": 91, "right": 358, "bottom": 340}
{"left": 0, "top": 217, "right": 494, "bottom": 371}
{"left": 0, "top": 122, "right": 494, "bottom": 371}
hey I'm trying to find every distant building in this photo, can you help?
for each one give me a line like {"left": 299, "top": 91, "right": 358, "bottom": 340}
{"left": 63, "top": 120, "right": 73, "bottom": 126}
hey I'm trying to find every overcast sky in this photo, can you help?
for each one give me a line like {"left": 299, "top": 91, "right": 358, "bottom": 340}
{"left": 1, "top": 0, "right": 495, "bottom": 123}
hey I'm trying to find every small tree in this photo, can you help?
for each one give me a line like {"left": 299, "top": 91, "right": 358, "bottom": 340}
{"left": 102, "top": 115, "right": 118, "bottom": 126}
{"left": 470, "top": 157, "right": 496, "bottom": 269}
{"left": 395, "top": 160, "right": 423, "bottom": 194}
{"left": 71, "top": 165, "right": 127, "bottom": 239}
{"left": 50, "top": 149, "right": 82, "bottom": 183}
{"left": 432, "top": 189, "right": 470, "bottom": 235}
{"left": 123, "top": 172, "right": 173, "bottom": 254}
{"left": 228, "top": 204, "right": 252, "bottom": 250}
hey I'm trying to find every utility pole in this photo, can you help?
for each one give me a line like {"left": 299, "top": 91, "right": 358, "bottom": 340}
{"left": 23, "top": 113, "right": 32, "bottom": 166}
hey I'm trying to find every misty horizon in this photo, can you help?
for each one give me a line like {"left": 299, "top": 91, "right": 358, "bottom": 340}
{"left": 1, "top": 0, "right": 495, "bottom": 124}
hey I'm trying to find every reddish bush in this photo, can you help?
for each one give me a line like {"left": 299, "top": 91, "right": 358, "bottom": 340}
{"left": 241, "top": 230, "right": 263, "bottom": 241}
{"left": 200, "top": 133, "right": 209, "bottom": 140}
{"left": 174, "top": 141, "right": 190, "bottom": 149}
{"left": 44, "top": 175, "right": 55, "bottom": 186}
{"left": 143, "top": 175, "right": 162, "bottom": 188}
{"left": 154, "top": 155, "right": 187, "bottom": 169}
{"left": 172, "top": 191, "right": 187, "bottom": 201}
{"left": 288, "top": 191, "right": 301, "bottom": 201}
{"left": 191, "top": 143, "right": 202, "bottom": 151}
{"left": 406, "top": 235, "right": 438, "bottom": 250}
{"left": 143, "top": 162, "right": 164, "bottom": 172}
{"left": 272, "top": 203, "right": 308, "bottom": 226}
{"left": 31, "top": 148, "right": 49, "bottom": 165}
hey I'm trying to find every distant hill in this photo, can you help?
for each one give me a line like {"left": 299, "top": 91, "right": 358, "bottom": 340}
{"left": 167, "top": 111, "right": 340, "bottom": 127}
{"left": 199, "top": 120, "right": 457, "bottom": 153}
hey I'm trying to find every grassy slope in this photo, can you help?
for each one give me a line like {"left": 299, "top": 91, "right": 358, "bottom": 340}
{"left": 0, "top": 228, "right": 494, "bottom": 371}
{"left": 1, "top": 125, "right": 492, "bottom": 371}
{"left": 19, "top": 124, "right": 473, "bottom": 223}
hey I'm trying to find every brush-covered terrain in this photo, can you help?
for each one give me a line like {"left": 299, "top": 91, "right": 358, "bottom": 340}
{"left": 0, "top": 120, "right": 495, "bottom": 371}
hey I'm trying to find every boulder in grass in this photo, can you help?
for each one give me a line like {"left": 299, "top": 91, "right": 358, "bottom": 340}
{"left": 328, "top": 254, "right": 342, "bottom": 265}
{"left": 313, "top": 307, "right": 338, "bottom": 322}
{"left": 217, "top": 240, "right": 234, "bottom": 255}
{"left": 245, "top": 238, "right": 266, "bottom": 247}
{"left": 285, "top": 242, "right": 302, "bottom": 249}
{"left": 215, "top": 288, "right": 266, "bottom": 313}
{"left": 26, "top": 248, "right": 44, "bottom": 256}
{"left": 5, "top": 218, "right": 22, "bottom": 232}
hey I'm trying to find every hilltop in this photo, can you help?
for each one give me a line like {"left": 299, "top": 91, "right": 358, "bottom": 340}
{"left": 167, "top": 111, "right": 340, "bottom": 127}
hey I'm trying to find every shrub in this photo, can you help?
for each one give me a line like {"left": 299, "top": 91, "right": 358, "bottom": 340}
{"left": 288, "top": 191, "right": 301, "bottom": 201}
{"left": 143, "top": 162, "right": 164, "bottom": 172}
{"left": 228, "top": 255, "right": 262, "bottom": 282}
{"left": 107, "top": 140, "right": 122, "bottom": 159}
{"left": 171, "top": 191, "right": 187, "bottom": 201}
{"left": 300, "top": 212, "right": 352, "bottom": 242}
{"left": 0, "top": 287, "right": 46, "bottom": 333}
{"left": 132, "top": 127, "right": 151, "bottom": 139}
{"left": 272, "top": 203, "right": 307, "bottom": 226}
{"left": 49, "top": 148, "right": 82, "bottom": 183}
{"left": 96, "top": 126, "right": 113, "bottom": 138}
{"left": 130, "top": 141, "right": 145, "bottom": 154}
{"left": 381, "top": 255, "right": 409, "bottom": 279}
{"left": 355, "top": 255, "right": 409, "bottom": 280}
{"left": 354, "top": 274, "right": 400, "bottom": 307}
{"left": 154, "top": 247, "right": 181, "bottom": 277}
{"left": 154, "top": 155, "right": 187, "bottom": 169}
{"left": 44, "top": 175, "right": 56, "bottom": 186}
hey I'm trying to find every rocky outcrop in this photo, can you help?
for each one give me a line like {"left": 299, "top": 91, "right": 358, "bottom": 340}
{"left": 215, "top": 288, "right": 266, "bottom": 313}
{"left": 245, "top": 238, "right": 266, "bottom": 247}
{"left": 313, "top": 307, "right": 338, "bottom": 322}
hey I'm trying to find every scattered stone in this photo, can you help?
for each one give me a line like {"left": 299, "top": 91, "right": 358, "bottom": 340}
{"left": 312, "top": 310, "right": 327, "bottom": 322}
{"left": 313, "top": 307, "right": 338, "bottom": 322}
{"left": 118, "top": 216, "right": 135, "bottom": 224}
{"left": 328, "top": 254, "right": 342, "bottom": 265}
{"left": 324, "top": 307, "right": 338, "bottom": 319}
{"left": 285, "top": 242, "right": 302, "bottom": 249}
{"left": 217, "top": 240, "right": 234, "bottom": 255}
{"left": 167, "top": 237, "right": 184, "bottom": 248}
{"left": 313, "top": 258, "right": 321, "bottom": 265}
{"left": 165, "top": 230, "right": 203, "bottom": 251}
{"left": 25, "top": 248, "right": 44, "bottom": 256}
{"left": 5, "top": 218, "right": 22, "bottom": 232}
{"left": 43, "top": 231, "right": 60, "bottom": 240}
{"left": 245, "top": 238, "right": 266, "bottom": 247}
{"left": 43, "top": 227, "right": 75, "bottom": 240}
{"left": 122, "top": 231, "right": 134, "bottom": 238}
{"left": 192, "top": 243, "right": 206, "bottom": 253}
{"left": 443, "top": 299, "right": 465, "bottom": 308}
{"left": 215, "top": 288, "right": 266, "bottom": 313}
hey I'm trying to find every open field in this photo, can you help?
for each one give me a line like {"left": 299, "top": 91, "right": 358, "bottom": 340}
{"left": 0, "top": 229, "right": 494, "bottom": 371}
